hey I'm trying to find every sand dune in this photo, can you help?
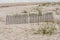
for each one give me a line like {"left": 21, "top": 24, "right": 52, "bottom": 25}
{"left": 0, "top": 2, "right": 60, "bottom": 40}
{"left": 0, "top": 2, "right": 60, "bottom": 8}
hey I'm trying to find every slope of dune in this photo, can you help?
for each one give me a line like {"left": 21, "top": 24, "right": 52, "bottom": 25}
{"left": 0, "top": 2, "right": 60, "bottom": 40}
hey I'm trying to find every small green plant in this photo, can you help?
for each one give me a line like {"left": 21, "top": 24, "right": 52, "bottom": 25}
{"left": 22, "top": 10, "right": 27, "bottom": 13}
{"left": 31, "top": 23, "right": 56, "bottom": 35}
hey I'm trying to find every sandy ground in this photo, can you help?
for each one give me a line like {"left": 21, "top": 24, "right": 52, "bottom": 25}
{"left": 0, "top": 23, "right": 60, "bottom": 40}
{"left": 0, "top": 3, "right": 60, "bottom": 40}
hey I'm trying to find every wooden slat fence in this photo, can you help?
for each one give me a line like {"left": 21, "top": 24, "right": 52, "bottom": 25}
{"left": 6, "top": 13, "right": 54, "bottom": 24}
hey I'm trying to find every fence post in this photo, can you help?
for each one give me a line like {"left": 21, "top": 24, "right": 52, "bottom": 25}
{"left": 28, "top": 13, "right": 29, "bottom": 24}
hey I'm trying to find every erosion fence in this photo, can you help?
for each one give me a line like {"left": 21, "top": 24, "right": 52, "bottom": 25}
{"left": 6, "top": 13, "right": 54, "bottom": 24}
